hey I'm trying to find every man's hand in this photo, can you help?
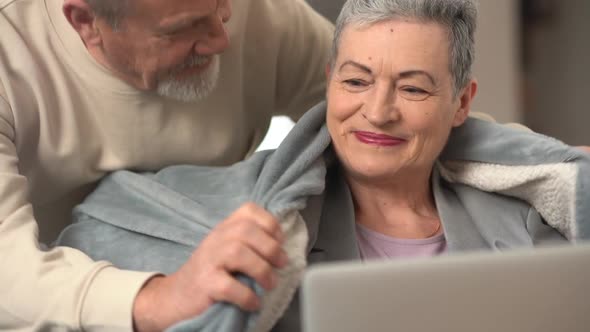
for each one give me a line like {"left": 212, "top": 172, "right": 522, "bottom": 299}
{"left": 132, "top": 203, "right": 288, "bottom": 332}
{"left": 577, "top": 146, "right": 590, "bottom": 154}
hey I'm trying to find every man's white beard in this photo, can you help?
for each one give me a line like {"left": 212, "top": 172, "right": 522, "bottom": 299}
{"left": 156, "top": 54, "right": 220, "bottom": 103}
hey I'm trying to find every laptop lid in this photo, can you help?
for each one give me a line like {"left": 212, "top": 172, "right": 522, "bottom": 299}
{"left": 301, "top": 244, "right": 590, "bottom": 332}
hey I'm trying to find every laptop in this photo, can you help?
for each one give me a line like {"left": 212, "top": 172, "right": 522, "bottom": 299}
{"left": 301, "top": 244, "right": 590, "bottom": 332}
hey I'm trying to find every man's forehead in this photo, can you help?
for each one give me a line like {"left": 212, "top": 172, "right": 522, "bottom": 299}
{"left": 133, "top": 0, "right": 219, "bottom": 18}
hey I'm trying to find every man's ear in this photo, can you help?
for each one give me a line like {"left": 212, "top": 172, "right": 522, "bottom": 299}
{"left": 63, "top": 0, "right": 102, "bottom": 47}
{"left": 452, "top": 79, "right": 478, "bottom": 127}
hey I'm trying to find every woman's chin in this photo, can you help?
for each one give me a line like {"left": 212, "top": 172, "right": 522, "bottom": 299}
{"left": 344, "top": 164, "right": 403, "bottom": 183}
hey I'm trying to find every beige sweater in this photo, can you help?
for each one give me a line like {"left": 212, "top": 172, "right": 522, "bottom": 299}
{"left": 0, "top": 0, "right": 333, "bottom": 330}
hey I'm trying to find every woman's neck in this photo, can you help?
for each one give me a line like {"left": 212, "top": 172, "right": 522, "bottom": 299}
{"left": 347, "top": 168, "right": 441, "bottom": 239}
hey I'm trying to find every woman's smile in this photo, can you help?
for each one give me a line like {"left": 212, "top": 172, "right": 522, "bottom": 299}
{"left": 353, "top": 131, "right": 407, "bottom": 147}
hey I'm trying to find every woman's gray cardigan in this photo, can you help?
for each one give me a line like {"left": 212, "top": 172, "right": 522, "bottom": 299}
{"left": 56, "top": 102, "right": 590, "bottom": 331}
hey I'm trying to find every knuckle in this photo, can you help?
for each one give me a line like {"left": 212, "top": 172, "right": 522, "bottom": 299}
{"left": 256, "top": 264, "right": 273, "bottom": 279}
{"left": 264, "top": 216, "right": 279, "bottom": 230}
{"left": 225, "top": 243, "right": 245, "bottom": 260}
{"left": 243, "top": 291, "right": 258, "bottom": 306}
{"left": 261, "top": 241, "right": 281, "bottom": 260}
{"left": 215, "top": 278, "right": 234, "bottom": 298}
{"left": 241, "top": 202, "right": 258, "bottom": 214}
{"left": 235, "top": 220, "right": 254, "bottom": 234}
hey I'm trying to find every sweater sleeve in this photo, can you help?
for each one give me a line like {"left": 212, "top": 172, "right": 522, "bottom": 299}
{"left": 272, "top": 0, "right": 335, "bottom": 121}
{"left": 0, "top": 83, "right": 157, "bottom": 331}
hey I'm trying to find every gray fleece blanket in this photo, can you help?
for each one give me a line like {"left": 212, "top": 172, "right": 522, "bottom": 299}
{"left": 56, "top": 102, "right": 590, "bottom": 331}
{"left": 57, "top": 102, "right": 331, "bottom": 332}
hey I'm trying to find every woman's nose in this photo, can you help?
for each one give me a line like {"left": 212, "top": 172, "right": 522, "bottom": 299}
{"left": 362, "top": 85, "right": 400, "bottom": 126}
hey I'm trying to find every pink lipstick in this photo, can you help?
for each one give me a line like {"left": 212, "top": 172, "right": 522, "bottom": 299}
{"left": 353, "top": 131, "right": 406, "bottom": 147}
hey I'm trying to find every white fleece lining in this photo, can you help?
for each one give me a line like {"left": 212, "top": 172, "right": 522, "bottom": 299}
{"left": 438, "top": 161, "right": 578, "bottom": 240}
{"left": 248, "top": 211, "right": 308, "bottom": 332}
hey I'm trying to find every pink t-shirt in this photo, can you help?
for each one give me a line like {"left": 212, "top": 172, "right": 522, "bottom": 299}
{"left": 356, "top": 223, "right": 447, "bottom": 260}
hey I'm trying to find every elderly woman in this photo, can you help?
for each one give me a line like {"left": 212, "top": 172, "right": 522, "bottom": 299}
{"left": 325, "top": 0, "right": 478, "bottom": 255}
{"left": 56, "top": 0, "right": 589, "bottom": 331}
{"left": 311, "top": 0, "right": 578, "bottom": 261}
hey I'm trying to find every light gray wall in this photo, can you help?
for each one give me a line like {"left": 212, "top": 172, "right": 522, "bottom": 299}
{"left": 525, "top": 0, "right": 590, "bottom": 145}
{"left": 306, "top": 0, "right": 345, "bottom": 23}
{"left": 472, "top": 0, "right": 522, "bottom": 123}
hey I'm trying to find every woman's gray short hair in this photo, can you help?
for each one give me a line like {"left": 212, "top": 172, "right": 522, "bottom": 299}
{"left": 332, "top": 0, "right": 478, "bottom": 96}
{"left": 84, "top": 0, "right": 130, "bottom": 30}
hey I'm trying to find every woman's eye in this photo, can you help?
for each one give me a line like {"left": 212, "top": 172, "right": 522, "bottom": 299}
{"left": 343, "top": 79, "right": 367, "bottom": 87}
{"left": 400, "top": 86, "right": 429, "bottom": 101}
{"left": 403, "top": 86, "right": 427, "bottom": 94}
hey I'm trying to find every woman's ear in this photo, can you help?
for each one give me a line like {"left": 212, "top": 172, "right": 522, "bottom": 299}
{"left": 452, "top": 79, "right": 478, "bottom": 127}
{"left": 63, "top": 0, "right": 102, "bottom": 47}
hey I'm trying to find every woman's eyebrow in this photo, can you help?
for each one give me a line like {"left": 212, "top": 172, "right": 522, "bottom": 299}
{"left": 339, "top": 60, "right": 372, "bottom": 74}
{"left": 398, "top": 70, "right": 437, "bottom": 85}
{"left": 338, "top": 62, "right": 436, "bottom": 85}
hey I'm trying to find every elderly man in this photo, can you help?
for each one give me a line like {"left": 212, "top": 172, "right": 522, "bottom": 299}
{"left": 0, "top": 0, "right": 332, "bottom": 330}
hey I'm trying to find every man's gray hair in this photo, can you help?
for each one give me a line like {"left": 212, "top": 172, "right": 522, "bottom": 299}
{"left": 332, "top": 0, "right": 478, "bottom": 95}
{"left": 84, "top": 0, "right": 130, "bottom": 30}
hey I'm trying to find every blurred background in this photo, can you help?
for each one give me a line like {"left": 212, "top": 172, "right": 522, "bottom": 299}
{"left": 258, "top": 0, "right": 589, "bottom": 151}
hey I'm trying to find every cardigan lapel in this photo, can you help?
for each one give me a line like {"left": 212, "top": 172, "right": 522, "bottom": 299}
{"left": 307, "top": 165, "right": 361, "bottom": 263}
